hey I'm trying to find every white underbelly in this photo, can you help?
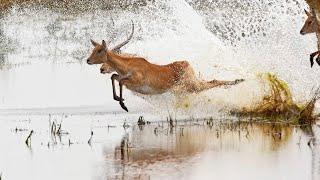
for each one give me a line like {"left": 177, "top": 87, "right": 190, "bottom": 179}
{"left": 127, "top": 85, "right": 165, "bottom": 95}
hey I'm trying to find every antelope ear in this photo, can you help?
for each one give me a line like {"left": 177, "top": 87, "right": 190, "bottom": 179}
{"left": 305, "top": 9, "right": 312, "bottom": 17}
{"left": 91, "top": 39, "right": 99, "bottom": 47}
{"left": 102, "top": 40, "right": 107, "bottom": 49}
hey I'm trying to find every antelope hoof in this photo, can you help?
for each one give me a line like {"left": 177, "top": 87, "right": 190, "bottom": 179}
{"left": 114, "top": 96, "right": 124, "bottom": 102}
{"left": 120, "top": 101, "right": 129, "bottom": 112}
{"left": 310, "top": 56, "right": 314, "bottom": 68}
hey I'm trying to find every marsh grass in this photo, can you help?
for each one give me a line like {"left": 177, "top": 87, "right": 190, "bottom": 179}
{"left": 231, "top": 73, "right": 320, "bottom": 125}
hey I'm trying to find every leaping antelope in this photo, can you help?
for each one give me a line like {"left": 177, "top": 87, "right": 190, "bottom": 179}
{"left": 300, "top": 8, "right": 320, "bottom": 67}
{"left": 87, "top": 21, "right": 244, "bottom": 112}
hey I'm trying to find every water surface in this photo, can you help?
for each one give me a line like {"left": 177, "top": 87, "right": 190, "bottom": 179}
{"left": 0, "top": 115, "right": 319, "bottom": 180}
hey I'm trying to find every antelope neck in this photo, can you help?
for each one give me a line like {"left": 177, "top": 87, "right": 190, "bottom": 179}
{"left": 105, "top": 50, "right": 130, "bottom": 75}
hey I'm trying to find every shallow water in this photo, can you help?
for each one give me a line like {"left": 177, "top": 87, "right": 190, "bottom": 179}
{"left": 0, "top": 115, "right": 319, "bottom": 180}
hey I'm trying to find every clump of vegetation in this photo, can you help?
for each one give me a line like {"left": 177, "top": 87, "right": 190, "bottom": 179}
{"left": 231, "top": 73, "right": 320, "bottom": 124}
{"left": 137, "top": 116, "right": 146, "bottom": 126}
{"left": 137, "top": 116, "right": 151, "bottom": 126}
{"left": 206, "top": 117, "right": 214, "bottom": 127}
{"left": 50, "top": 117, "right": 69, "bottom": 136}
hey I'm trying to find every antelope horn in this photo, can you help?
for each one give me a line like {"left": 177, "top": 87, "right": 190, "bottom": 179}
{"left": 107, "top": 17, "right": 116, "bottom": 46}
{"left": 112, "top": 20, "right": 134, "bottom": 52}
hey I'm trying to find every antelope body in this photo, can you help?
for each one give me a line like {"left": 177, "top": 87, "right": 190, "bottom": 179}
{"left": 87, "top": 21, "right": 244, "bottom": 112}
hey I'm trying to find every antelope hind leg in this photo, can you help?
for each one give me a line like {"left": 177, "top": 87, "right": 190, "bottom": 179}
{"left": 215, "top": 78, "right": 245, "bottom": 89}
{"left": 225, "top": 79, "right": 245, "bottom": 86}
{"left": 207, "top": 78, "right": 245, "bottom": 89}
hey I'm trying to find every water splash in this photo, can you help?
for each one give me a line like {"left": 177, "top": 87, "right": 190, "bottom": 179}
{"left": 0, "top": 0, "right": 319, "bottom": 117}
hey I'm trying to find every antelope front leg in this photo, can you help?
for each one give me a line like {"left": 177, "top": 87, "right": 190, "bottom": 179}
{"left": 119, "top": 78, "right": 130, "bottom": 112}
{"left": 111, "top": 74, "right": 123, "bottom": 101}
{"left": 309, "top": 51, "right": 319, "bottom": 68}
{"left": 316, "top": 53, "right": 320, "bottom": 66}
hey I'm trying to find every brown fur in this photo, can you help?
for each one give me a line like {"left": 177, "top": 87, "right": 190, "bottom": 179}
{"left": 300, "top": 9, "right": 319, "bottom": 35}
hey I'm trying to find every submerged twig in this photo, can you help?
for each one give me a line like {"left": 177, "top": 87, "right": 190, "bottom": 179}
{"left": 180, "top": 127, "right": 184, "bottom": 136}
{"left": 88, "top": 131, "right": 93, "bottom": 145}
{"left": 123, "top": 121, "right": 130, "bottom": 129}
{"left": 68, "top": 139, "right": 73, "bottom": 146}
{"left": 169, "top": 116, "right": 174, "bottom": 128}
{"left": 154, "top": 127, "right": 158, "bottom": 135}
{"left": 56, "top": 123, "right": 62, "bottom": 135}
{"left": 14, "top": 127, "right": 28, "bottom": 132}
{"left": 25, "top": 130, "right": 34, "bottom": 146}
{"left": 107, "top": 125, "right": 116, "bottom": 128}
{"left": 51, "top": 121, "right": 56, "bottom": 135}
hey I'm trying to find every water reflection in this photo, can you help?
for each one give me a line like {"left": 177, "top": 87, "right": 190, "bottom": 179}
{"left": 0, "top": 114, "right": 319, "bottom": 180}
{"left": 104, "top": 120, "right": 320, "bottom": 179}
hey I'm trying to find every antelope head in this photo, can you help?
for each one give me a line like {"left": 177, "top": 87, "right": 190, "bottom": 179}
{"left": 300, "top": 9, "right": 318, "bottom": 35}
{"left": 87, "top": 20, "right": 135, "bottom": 65}
{"left": 87, "top": 39, "right": 108, "bottom": 65}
